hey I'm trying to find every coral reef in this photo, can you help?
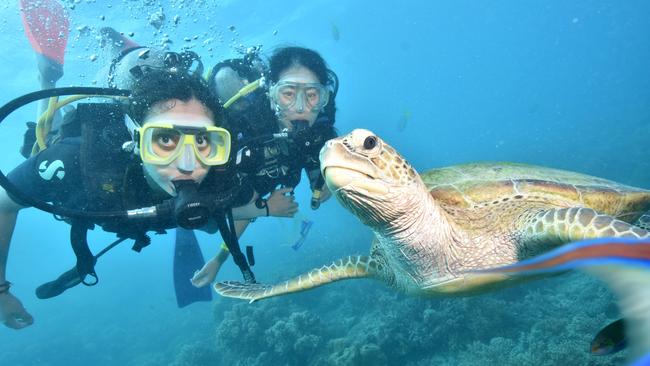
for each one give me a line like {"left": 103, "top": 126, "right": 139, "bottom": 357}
{"left": 168, "top": 343, "right": 219, "bottom": 366}
{"left": 200, "top": 259, "right": 627, "bottom": 366}
{"left": 214, "top": 296, "right": 330, "bottom": 366}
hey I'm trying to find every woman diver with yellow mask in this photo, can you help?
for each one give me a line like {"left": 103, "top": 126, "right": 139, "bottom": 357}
{"left": 0, "top": 68, "right": 255, "bottom": 329}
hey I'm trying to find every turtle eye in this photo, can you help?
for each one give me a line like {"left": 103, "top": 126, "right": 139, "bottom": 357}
{"left": 363, "top": 136, "right": 378, "bottom": 150}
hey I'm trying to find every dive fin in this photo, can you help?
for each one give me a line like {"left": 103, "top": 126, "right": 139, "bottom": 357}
{"left": 215, "top": 255, "right": 375, "bottom": 302}
{"left": 99, "top": 26, "right": 140, "bottom": 54}
{"left": 20, "top": 0, "right": 69, "bottom": 82}
{"left": 291, "top": 219, "right": 314, "bottom": 251}
{"left": 174, "top": 228, "right": 212, "bottom": 308}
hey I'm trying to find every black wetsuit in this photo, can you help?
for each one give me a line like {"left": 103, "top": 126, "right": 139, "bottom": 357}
{"left": 8, "top": 107, "right": 252, "bottom": 234}
{"left": 9, "top": 138, "right": 162, "bottom": 212}
{"left": 230, "top": 114, "right": 337, "bottom": 198}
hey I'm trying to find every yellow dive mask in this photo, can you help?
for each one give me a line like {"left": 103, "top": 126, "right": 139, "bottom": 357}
{"left": 138, "top": 123, "right": 231, "bottom": 166}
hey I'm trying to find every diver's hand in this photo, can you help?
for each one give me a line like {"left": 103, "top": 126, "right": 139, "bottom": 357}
{"left": 0, "top": 292, "right": 34, "bottom": 329}
{"left": 191, "top": 256, "right": 221, "bottom": 288}
{"left": 191, "top": 248, "right": 230, "bottom": 287}
{"left": 267, "top": 187, "right": 298, "bottom": 217}
{"left": 318, "top": 185, "right": 332, "bottom": 203}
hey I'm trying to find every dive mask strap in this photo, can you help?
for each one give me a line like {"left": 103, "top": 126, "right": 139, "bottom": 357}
{"left": 122, "top": 114, "right": 140, "bottom": 155}
{"left": 70, "top": 219, "right": 99, "bottom": 286}
{"left": 215, "top": 210, "right": 256, "bottom": 283}
{"left": 123, "top": 113, "right": 140, "bottom": 140}
{"left": 327, "top": 69, "right": 339, "bottom": 98}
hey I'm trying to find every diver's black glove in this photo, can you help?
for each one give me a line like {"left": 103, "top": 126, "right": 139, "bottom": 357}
{"left": 19, "top": 122, "right": 37, "bottom": 159}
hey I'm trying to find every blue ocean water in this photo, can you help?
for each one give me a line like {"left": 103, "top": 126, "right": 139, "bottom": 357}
{"left": 0, "top": 0, "right": 648, "bottom": 365}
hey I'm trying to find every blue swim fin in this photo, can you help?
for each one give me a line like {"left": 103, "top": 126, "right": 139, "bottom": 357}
{"left": 291, "top": 220, "right": 314, "bottom": 251}
{"left": 173, "top": 228, "right": 212, "bottom": 308}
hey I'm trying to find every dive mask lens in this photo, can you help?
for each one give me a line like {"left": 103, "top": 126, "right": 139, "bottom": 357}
{"left": 139, "top": 124, "right": 231, "bottom": 166}
{"left": 141, "top": 125, "right": 182, "bottom": 165}
{"left": 270, "top": 82, "right": 329, "bottom": 112}
{"left": 191, "top": 127, "right": 231, "bottom": 165}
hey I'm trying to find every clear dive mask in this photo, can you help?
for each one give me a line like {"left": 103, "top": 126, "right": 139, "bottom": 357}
{"left": 269, "top": 81, "right": 330, "bottom": 113}
{"left": 137, "top": 123, "right": 231, "bottom": 167}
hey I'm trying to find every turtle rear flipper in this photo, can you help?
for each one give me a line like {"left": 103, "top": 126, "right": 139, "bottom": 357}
{"left": 215, "top": 255, "right": 377, "bottom": 302}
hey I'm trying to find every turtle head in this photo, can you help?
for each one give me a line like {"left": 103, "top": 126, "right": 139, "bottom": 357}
{"left": 321, "top": 129, "right": 422, "bottom": 229}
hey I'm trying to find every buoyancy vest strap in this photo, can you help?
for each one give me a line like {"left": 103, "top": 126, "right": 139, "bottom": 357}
{"left": 35, "top": 235, "right": 128, "bottom": 299}
{"left": 216, "top": 210, "right": 256, "bottom": 283}
{"left": 70, "top": 219, "right": 98, "bottom": 286}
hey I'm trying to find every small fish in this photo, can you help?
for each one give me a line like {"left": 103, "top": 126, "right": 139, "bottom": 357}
{"left": 330, "top": 22, "right": 340, "bottom": 41}
{"left": 475, "top": 237, "right": 650, "bottom": 361}
{"left": 591, "top": 319, "right": 627, "bottom": 355}
{"left": 398, "top": 110, "right": 411, "bottom": 132}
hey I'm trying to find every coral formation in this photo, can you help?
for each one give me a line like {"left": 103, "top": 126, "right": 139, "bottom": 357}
{"left": 200, "top": 251, "right": 627, "bottom": 366}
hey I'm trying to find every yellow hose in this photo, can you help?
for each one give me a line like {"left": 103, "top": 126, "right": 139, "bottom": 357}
{"left": 223, "top": 78, "right": 263, "bottom": 109}
{"left": 31, "top": 94, "right": 127, "bottom": 156}
{"left": 35, "top": 96, "right": 59, "bottom": 150}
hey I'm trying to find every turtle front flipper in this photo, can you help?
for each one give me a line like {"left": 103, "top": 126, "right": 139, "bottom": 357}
{"left": 521, "top": 207, "right": 649, "bottom": 255}
{"left": 214, "top": 255, "right": 378, "bottom": 302}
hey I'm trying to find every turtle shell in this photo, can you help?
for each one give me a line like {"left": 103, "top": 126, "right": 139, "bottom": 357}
{"left": 420, "top": 162, "right": 650, "bottom": 222}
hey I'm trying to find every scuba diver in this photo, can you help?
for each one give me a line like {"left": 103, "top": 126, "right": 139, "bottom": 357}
{"left": 20, "top": 3, "right": 235, "bottom": 307}
{"left": 0, "top": 50, "right": 259, "bottom": 329}
{"left": 190, "top": 46, "right": 339, "bottom": 287}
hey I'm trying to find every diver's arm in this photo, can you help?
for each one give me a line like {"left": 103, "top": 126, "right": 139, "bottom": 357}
{"left": 0, "top": 188, "right": 33, "bottom": 329}
{"left": 213, "top": 219, "right": 248, "bottom": 263}
{"left": 234, "top": 219, "right": 250, "bottom": 238}
{"left": 190, "top": 219, "right": 249, "bottom": 287}
{"left": 0, "top": 211, "right": 18, "bottom": 285}
{"left": 316, "top": 183, "right": 332, "bottom": 204}
{"left": 0, "top": 189, "right": 23, "bottom": 284}
{"left": 213, "top": 219, "right": 248, "bottom": 265}
{"left": 232, "top": 201, "right": 268, "bottom": 220}
{"left": 232, "top": 187, "right": 298, "bottom": 220}
{"left": 306, "top": 167, "right": 332, "bottom": 205}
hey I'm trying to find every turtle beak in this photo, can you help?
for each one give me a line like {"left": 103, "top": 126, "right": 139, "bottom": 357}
{"left": 320, "top": 139, "right": 388, "bottom": 195}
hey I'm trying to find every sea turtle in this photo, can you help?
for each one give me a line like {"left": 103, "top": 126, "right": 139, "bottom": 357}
{"left": 215, "top": 129, "right": 650, "bottom": 301}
